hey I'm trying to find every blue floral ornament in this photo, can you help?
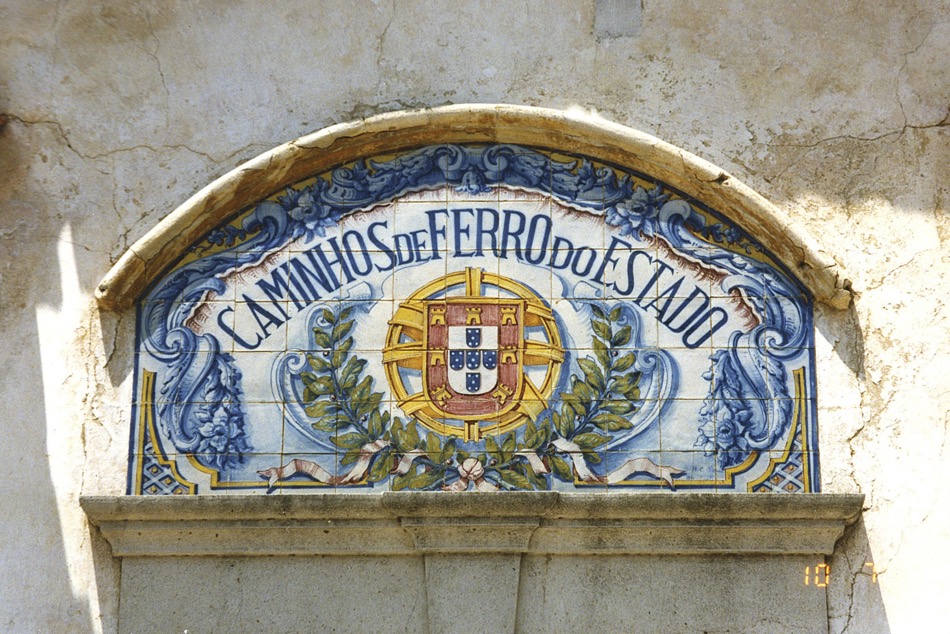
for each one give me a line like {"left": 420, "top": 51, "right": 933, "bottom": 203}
{"left": 604, "top": 185, "right": 670, "bottom": 237}
{"left": 691, "top": 221, "right": 749, "bottom": 252}
{"left": 185, "top": 356, "right": 252, "bottom": 470}
{"left": 696, "top": 348, "right": 763, "bottom": 470}
{"left": 279, "top": 183, "right": 336, "bottom": 241}
{"left": 204, "top": 225, "right": 247, "bottom": 248}
{"left": 193, "top": 401, "right": 251, "bottom": 469}
{"left": 696, "top": 402, "right": 753, "bottom": 468}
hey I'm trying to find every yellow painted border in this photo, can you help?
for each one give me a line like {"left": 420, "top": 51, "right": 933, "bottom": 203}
{"left": 746, "top": 368, "right": 809, "bottom": 492}
{"left": 134, "top": 371, "right": 197, "bottom": 495}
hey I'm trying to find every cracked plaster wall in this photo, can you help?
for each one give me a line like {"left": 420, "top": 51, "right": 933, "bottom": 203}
{"left": 0, "top": 1, "right": 946, "bottom": 632}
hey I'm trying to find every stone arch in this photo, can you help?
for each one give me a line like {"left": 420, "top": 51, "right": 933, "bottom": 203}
{"left": 96, "top": 104, "right": 851, "bottom": 311}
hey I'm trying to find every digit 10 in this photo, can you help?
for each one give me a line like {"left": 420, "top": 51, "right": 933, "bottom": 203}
{"left": 804, "top": 563, "right": 830, "bottom": 587}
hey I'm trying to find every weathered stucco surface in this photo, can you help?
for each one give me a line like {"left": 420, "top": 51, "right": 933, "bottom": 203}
{"left": 0, "top": 1, "right": 946, "bottom": 631}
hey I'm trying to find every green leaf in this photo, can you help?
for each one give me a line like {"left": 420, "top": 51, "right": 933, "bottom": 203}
{"left": 355, "top": 392, "right": 383, "bottom": 419}
{"left": 410, "top": 469, "right": 443, "bottom": 490}
{"left": 439, "top": 437, "right": 458, "bottom": 464}
{"left": 368, "top": 410, "right": 384, "bottom": 438}
{"left": 591, "top": 305, "right": 607, "bottom": 320}
{"left": 306, "top": 354, "right": 330, "bottom": 372}
{"left": 578, "top": 358, "right": 605, "bottom": 391}
{"left": 332, "top": 432, "right": 368, "bottom": 449}
{"left": 312, "top": 330, "right": 331, "bottom": 349}
{"left": 340, "top": 447, "right": 361, "bottom": 466}
{"left": 392, "top": 420, "right": 416, "bottom": 451}
{"left": 609, "top": 305, "right": 622, "bottom": 322}
{"left": 322, "top": 308, "right": 336, "bottom": 325}
{"left": 305, "top": 400, "right": 338, "bottom": 419}
{"left": 338, "top": 307, "right": 353, "bottom": 323}
{"left": 496, "top": 468, "right": 532, "bottom": 490}
{"left": 485, "top": 435, "right": 502, "bottom": 463}
{"left": 550, "top": 454, "right": 573, "bottom": 480}
{"left": 425, "top": 432, "right": 442, "bottom": 457}
{"left": 593, "top": 338, "right": 611, "bottom": 368}
{"left": 592, "top": 319, "right": 611, "bottom": 342}
{"left": 307, "top": 400, "right": 338, "bottom": 416}
{"left": 573, "top": 432, "right": 610, "bottom": 450}
{"left": 301, "top": 373, "right": 334, "bottom": 396}
{"left": 561, "top": 397, "right": 577, "bottom": 419}
{"left": 537, "top": 419, "right": 552, "bottom": 445}
{"left": 394, "top": 429, "right": 413, "bottom": 452}
{"left": 602, "top": 399, "right": 637, "bottom": 415}
{"left": 341, "top": 358, "right": 368, "bottom": 387}
{"left": 611, "top": 372, "right": 642, "bottom": 398}
{"left": 612, "top": 352, "right": 636, "bottom": 372}
{"left": 570, "top": 383, "right": 592, "bottom": 414}
{"left": 523, "top": 419, "right": 537, "bottom": 447}
{"left": 513, "top": 461, "right": 547, "bottom": 490}
{"left": 337, "top": 337, "right": 353, "bottom": 355}
{"left": 591, "top": 412, "right": 634, "bottom": 431}
{"left": 556, "top": 409, "right": 576, "bottom": 437}
{"left": 331, "top": 347, "right": 348, "bottom": 370}
{"left": 523, "top": 419, "right": 544, "bottom": 450}
{"left": 611, "top": 325, "right": 631, "bottom": 347}
{"left": 391, "top": 472, "right": 411, "bottom": 491}
{"left": 310, "top": 415, "right": 338, "bottom": 432}
{"left": 368, "top": 451, "right": 394, "bottom": 482}
{"left": 405, "top": 420, "right": 421, "bottom": 449}
{"left": 501, "top": 433, "right": 517, "bottom": 464}
{"left": 389, "top": 417, "right": 404, "bottom": 434}
{"left": 351, "top": 376, "right": 373, "bottom": 403}
{"left": 332, "top": 320, "right": 354, "bottom": 343}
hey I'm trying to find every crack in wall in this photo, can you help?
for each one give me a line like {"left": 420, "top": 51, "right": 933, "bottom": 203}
{"left": 763, "top": 112, "right": 948, "bottom": 187}
{"left": 766, "top": 115, "right": 949, "bottom": 151}
{"left": 1, "top": 113, "right": 270, "bottom": 165}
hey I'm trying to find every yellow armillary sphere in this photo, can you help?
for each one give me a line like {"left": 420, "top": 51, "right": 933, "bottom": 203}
{"left": 383, "top": 268, "right": 564, "bottom": 442}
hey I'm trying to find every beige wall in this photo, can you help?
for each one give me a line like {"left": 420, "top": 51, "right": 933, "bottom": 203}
{"left": 1, "top": 1, "right": 946, "bottom": 631}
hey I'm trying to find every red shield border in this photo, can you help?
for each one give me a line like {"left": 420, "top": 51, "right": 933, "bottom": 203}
{"left": 423, "top": 299, "right": 523, "bottom": 419}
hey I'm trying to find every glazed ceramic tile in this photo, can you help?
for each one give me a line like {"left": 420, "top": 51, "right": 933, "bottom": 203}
{"left": 128, "top": 144, "right": 818, "bottom": 494}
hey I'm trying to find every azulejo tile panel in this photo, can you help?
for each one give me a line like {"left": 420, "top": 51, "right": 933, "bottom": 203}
{"left": 129, "top": 144, "right": 819, "bottom": 494}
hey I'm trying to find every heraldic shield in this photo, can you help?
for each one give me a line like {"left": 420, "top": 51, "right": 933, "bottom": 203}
{"left": 425, "top": 299, "right": 522, "bottom": 416}
{"left": 383, "top": 268, "right": 564, "bottom": 442}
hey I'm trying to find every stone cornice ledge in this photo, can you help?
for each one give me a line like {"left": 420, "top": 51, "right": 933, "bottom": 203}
{"left": 82, "top": 493, "right": 863, "bottom": 557}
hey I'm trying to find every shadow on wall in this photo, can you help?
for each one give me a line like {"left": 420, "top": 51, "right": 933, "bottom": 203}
{"left": 816, "top": 302, "right": 867, "bottom": 382}
{"left": 0, "top": 122, "right": 101, "bottom": 629}
{"left": 828, "top": 517, "right": 891, "bottom": 632}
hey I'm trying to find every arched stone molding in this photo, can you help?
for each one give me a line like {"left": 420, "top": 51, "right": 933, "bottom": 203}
{"left": 95, "top": 104, "right": 852, "bottom": 311}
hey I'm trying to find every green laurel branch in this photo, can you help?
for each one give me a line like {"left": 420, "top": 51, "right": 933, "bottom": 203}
{"left": 545, "top": 303, "right": 642, "bottom": 480}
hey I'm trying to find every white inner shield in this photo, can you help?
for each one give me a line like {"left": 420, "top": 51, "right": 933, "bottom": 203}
{"left": 447, "top": 325, "right": 499, "bottom": 395}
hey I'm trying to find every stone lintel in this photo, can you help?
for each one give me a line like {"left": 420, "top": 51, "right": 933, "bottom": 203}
{"left": 82, "top": 492, "right": 864, "bottom": 557}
